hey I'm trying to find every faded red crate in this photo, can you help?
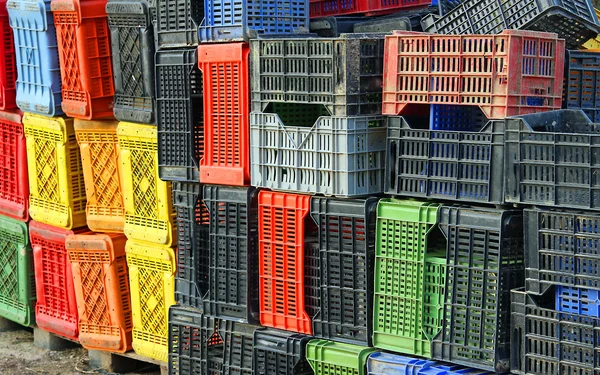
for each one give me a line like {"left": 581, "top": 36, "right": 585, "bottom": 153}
{"left": 310, "top": 0, "right": 430, "bottom": 17}
{"left": 52, "top": 0, "right": 114, "bottom": 120}
{"left": 0, "top": 0, "right": 16, "bottom": 111}
{"left": 0, "top": 110, "right": 27, "bottom": 221}
{"left": 197, "top": 43, "right": 250, "bottom": 186}
{"left": 258, "top": 191, "right": 315, "bottom": 334}
{"left": 30, "top": 221, "right": 90, "bottom": 340}
{"left": 382, "top": 30, "right": 565, "bottom": 119}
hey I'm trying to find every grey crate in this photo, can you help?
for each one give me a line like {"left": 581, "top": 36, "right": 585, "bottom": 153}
{"left": 421, "top": 0, "right": 600, "bottom": 49}
{"left": 250, "top": 112, "right": 386, "bottom": 197}
{"left": 250, "top": 34, "right": 385, "bottom": 116}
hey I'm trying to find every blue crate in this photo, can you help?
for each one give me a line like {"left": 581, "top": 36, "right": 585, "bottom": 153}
{"left": 198, "top": 0, "right": 309, "bottom": 42}
{"left": 429, "top": 104, "right": 487, "bottom": 131}
{"left": 367, "top": 352, "right": 496, "bottom": 375}
{"left": 7, "top": 0, "right": 62, "bottom": 117}
{"left": 565, "top": 51, "right": 600, "bottom": 123}
{"left": 556, "top": 286, "right": 600, "bottom": 318}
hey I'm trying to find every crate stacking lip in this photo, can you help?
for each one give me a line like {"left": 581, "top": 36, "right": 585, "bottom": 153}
{"left": 306, "top": 339, "right": 376, "bottom": 375}
{"left": 117, "top": 122, "right": 175, "bottom": 246}
{"left": 155, "top": 0, "right": 202, "bottom": 48}
{"left": 564, "top": 50, "right": 600, "bottom": 122}
{"left": 8, "top": 0, "right": 63, "bottom": 117}
{"left": 106, "top": 0, "right": 155, "bottom": 124}
{"left": 74, "top": 119, "right": 124, "bottom": 233}
{"left": 367, "top": 352, "right": 496, "bottom": 374}
{"left": 0, "top": 214, "right": 34, "bottom": 326}
{"left": 0, "top": 0, "right": 17, "bottom": 111}
{"left": 421, "top": 0, "right": 600, "bottom": 50}
{"left": 253, "top": 328, "right": 313, "bottom": 375}
{"left": 197, "top": 0, "right": 309, "bottom": 43}
{"left": 126, "top": 240, "right": 175, "bottom": 362}
{"left": 30, "top": 220, "right": 88, "bottom": 340}
{"left": 51, "top": 0, "right": 115, "bottom": 120}
{"left": 23, "top": 114, "right": 87, "bottom": 230}
{"left": 309, "top": 0, "right": 431, "bottom": 18}
{"left": 66, "top": 233, "right": 132, "bottom": 353}
{"left": 382, "top": 30, "right": 565, "bottom": 119}
{"left": 0, "top": 110, "right": 28, "bottom": 221}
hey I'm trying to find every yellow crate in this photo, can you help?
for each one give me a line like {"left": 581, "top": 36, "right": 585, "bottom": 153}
{"left": 24, "top": 113, "right": 87, "bottom": 229}
{"left": 74, "top": 119, "right": 124, "bottom": 233}
{"left": 118, "top": 122, "right": 175, "bottom": 245}
{"left": 126, "top": 240, "right": 175, "bottom": 362}
{"left": 583, "top": 8, "right": 600, "bottom": 50}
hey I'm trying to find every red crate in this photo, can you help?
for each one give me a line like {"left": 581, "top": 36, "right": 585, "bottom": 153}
{"left": 382, "top": 30, "right": 566, "bottom": 119}
{"left": 310, "top": 0, "right": 430, "bottom": 17}
{"left": 66, "top": 233, "right": 132, "bottom": 353}
{"left": 0, "top": 110, "right": 27, "bottom": 221}
{"left": 30, "top": 221, "right": 90, "bottom": 340}
{"left": 197, "top": 43, "right": 250, "bottom": 186}
{"left": 258, "top": 191, "right": 315, "bottom": 334}
{"left": 0, "top": 0, "right": 16, "bottom": 111}
{"left": 51, "top": 0, "right": 114, "bottom": 120}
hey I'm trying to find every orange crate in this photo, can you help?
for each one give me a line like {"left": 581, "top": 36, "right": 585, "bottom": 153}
{"left": 52, "top": 0, "right": 114, "bottom": 120}
{"left": 0, "top": 0, "right": 16, "bottom": 111}
{"left": 66, "top": 233, "right": 132, "bottom": 353}
{"left": 197, "top": 43, "right": 250, "bottom": 186}
{"left": 0, "top": 110, "right": 28, "bottom": 221}
{"left": 74, "top": 119, "right": 124, "bottom": 232}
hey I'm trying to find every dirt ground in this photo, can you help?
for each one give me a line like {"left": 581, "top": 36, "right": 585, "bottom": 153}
{"left": 0, "top": 328, "right": 161, "bottom": 375}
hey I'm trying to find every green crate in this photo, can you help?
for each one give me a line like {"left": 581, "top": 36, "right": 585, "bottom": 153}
{"left": 373, "top": 199, "right": 445, "bottom": 357}
{"left": 0, "top": 216, "right": 35, "bottom": 326}
{"left": 306, "top": 339, "right": 376, "bottom": 375}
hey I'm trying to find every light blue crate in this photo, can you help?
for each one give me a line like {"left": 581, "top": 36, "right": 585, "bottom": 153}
{"left": 7, "top": 0, "right": 62, "bottom": 116}
{"left": 556, "top": 285, "right": 600, "bottom": 318}
{"left": 198, "top": 0, "right": 309, "bottom": 42}
{"left": 367, "top": 352, "right": 496, "bottom": 375}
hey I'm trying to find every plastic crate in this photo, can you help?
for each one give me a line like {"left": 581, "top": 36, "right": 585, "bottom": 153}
{"left": 373, "top": 199, "right": 446, "bottom": 357}
{"left": 66, "top": 233, "right": 132, "bottom": 353}
{"left": 52, "top": 0, "right": 114, "bottom": 120}
{"left": 250, "top": 113, "right": 386, "bottom": 197}
{"left": 504, "top": 109, "right": 600, "bottom": 210}
{"left": 106, "top": 0, "right": 155, "bottom": 124}
{"left": 126, "top": 240, "right": 175, "bottom": 362}
{"left": 383, "top": 30, "right": 565, "bottom": 119}
{"left": 308, "top": 197, "right": 378, "bottom": 346}
{"left": 556, "top": 286, "right": 600, "bottom": 317}
{"left": 259, "top": 191, "right": 315, "bottom": 334}
{"left": 253, "top": 328, "right": 313, "bottom": 375}
{"left": 0, "top": 0, "right": 17, "bottom": 110}
{"left": 436, "top": 0, "right": 462, "bottom": 15}
{"left": 156, "top": 0, "right": 202, "bottom": 48}
{"left": 432, "top": 206, "right": 524, "bottom": 373}
{"left": 310, "top": 0, "right": 429, "bottom": 17}
{"left": 420, "top": 0, "right": 599, "bottom": 50}
{"left": 564, "top": 50, "right": 600, "bottom": 122}
{"left": 0, "top": 110, "right": 28, "bottom": 221}
{"left": 510, "top": 287, "right": 600, "bottom": 375}
{"left": 117, "top": 122, "right": 175, "bottom": 245}
{"left": 30, "top": 221, "right": 86, "bottom": 340}
{"left": 385, "top": 117, "right": 506, "bottom": 205}
{"left": 429, "top": 105, "right": 487, "bottom": 131}
{"left": 197, "top": 0, "right": 308, "bottom": 43}
{"left": 156, "top": 48, "right": 203, "bottom": 182}
{"left": 250, "top": 34, "right": 385, "bottom": 117}
{"left": 203, "top": 185, "right": 259, "bottom": 323}
{"left": 0, "top": 215, "right": 34, "bottom": 326}
{"left": 168, "top": 307, "right": 257, "bottom": 375}
{"left": 23, "top": 114, "right": 87, "bottom": 229}
{"left": 306, "top": 339, "right": 376, "bottom": 375}
{"left": 367, "top": 352, "right": 495, "bottom": 375}
{"left": 74, "top": 119, "right": 124, "bottom": 233}
{"left": 523, "top": 207, "right": 600, "bottom": 295}
{"left": 197, "top": 43, "right": 250, "bottom": 186}
{"left": 583, "top": 8, "right": 600, "bottom": 49}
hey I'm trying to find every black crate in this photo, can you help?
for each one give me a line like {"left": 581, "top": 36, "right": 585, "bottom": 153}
{"left": 250, "top": 34, "right": 385, "bottom": 116}
{"left": 173, "top": 182, "right": 209, "bottom": 308}
{"left": 253, "top": 329, "right": 313, "bottom": 375}
{"left": 510, "top": 287, "right": 600, "bottom": 375}
{"left": 385, "top": 116, "right": 506, "bottom": 205}
{"left": 307, "top": 197, "right": 377, "bottom": 346}
{"left": 169, "top": 306, "right": 258, "bottom": 375}
{"left": 564, "top": 50, "right": 600, "bottom": 123}
{"left": 505, "top": 109, "right": 600, "bottom": 211}
{"left": 432, "top": 206, "right": 524, "bottom": 373}
{"left": 437, "top": 0, "right": 463, "bottom": 15}
{"left": 203, "top": 185, "right": 259, "bottom": 324}
{"left": 310, "top": 15, "right": 412, "bottom": 37}
{"left": 107, "top": 0, "right": 156, "bottom": 124}
{"left": 156, "top": 48, "right": 203, "bottom": 182}
{"left": 156, "top": 0, "right": 203, "bottom": 48}
{"left": 421, "top": 0, "right": 600, "bottom": 49}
